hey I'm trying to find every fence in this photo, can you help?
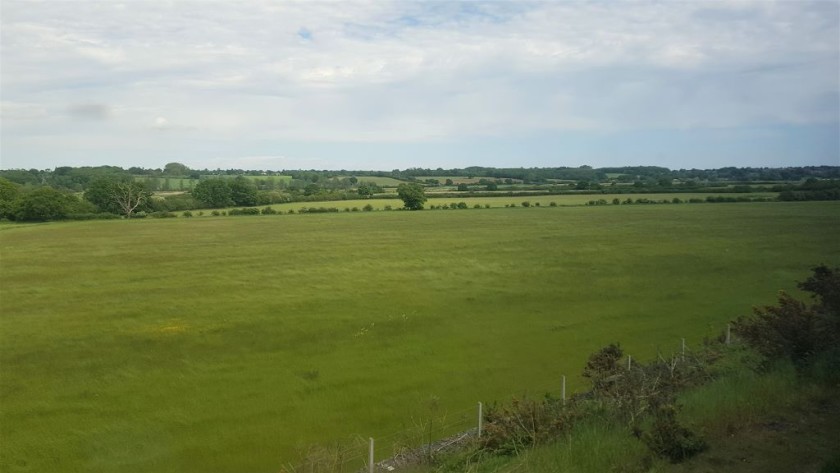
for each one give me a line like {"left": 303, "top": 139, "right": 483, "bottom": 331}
{"left": 281, "top": 324, "right": 734, "bottom": 473}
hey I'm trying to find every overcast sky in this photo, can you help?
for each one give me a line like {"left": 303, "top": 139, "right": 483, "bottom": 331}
{"left": 1, "top": 0, "right": 838, "bottom": 171}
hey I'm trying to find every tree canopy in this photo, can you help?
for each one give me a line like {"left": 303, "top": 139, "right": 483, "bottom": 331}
{"left": 396, "top": 183, "right": 426, "bottom": 210}
{"left": 192, "top": 179, "right": 233, "bottom": 208}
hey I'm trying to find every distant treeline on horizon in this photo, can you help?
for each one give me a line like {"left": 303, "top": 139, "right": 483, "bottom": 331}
{"left": 2, "top": 164, "right": 839, "bottom": 190}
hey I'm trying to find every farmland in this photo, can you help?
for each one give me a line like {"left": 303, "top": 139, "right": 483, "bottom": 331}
{"left": 1, "top": 202, "right": 839, "bottom": 472}
{"left": 201, "top": 192, "right": 780, "bottom": 215}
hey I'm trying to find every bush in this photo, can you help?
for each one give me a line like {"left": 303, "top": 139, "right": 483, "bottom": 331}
{"left": 261, "top": 206, "right": 277, "bottom": 215}
{"left": 384, "top": 205, "right": 392, "bottom": 211}
{"left": 481, "top": 395, "right": 573, "bottom": 455}
{"left": 549, "top": 202, "right": 557, "bottom": 207}
{"left": 134, "top": 211, "right": 148, "bottom": 218}
{"left": 457, "top": 202, "right": 468, "bottom": 209}
{"left": 363, "top": 204, "right": 374, "bottom": 211}
{"left": 182, "top": 210, "right": 193, "bottom": 217}
{"left": 521, "top": 201, "right": 531, "bottom": 207}
{"left": 733, "top": 266, "right": 840, "bottom": 368}
{"left": 641, "top": 403, "right": 707, "bottom": 463}
{"left": 149, "top": 211, "right": 177, "bottom": 218}
{"left": 485, "top": 204, "right": 491, "bottom": 209}
{"left": 474, "top": 204, "right": 482, "bottom": 209}
{"left": 228, "top": 207, "right": 260, "bottom": 216}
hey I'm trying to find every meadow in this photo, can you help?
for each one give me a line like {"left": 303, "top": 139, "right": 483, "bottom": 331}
{"left": 1, "top": 202, "right": 838, "bottom": 472}
{"left": 209, "top": 192, "right": 779, "bottom": 215}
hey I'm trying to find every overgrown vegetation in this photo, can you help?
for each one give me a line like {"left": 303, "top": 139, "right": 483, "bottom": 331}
{"left": 395, "top": 265, "right": 840, "bottom": 473}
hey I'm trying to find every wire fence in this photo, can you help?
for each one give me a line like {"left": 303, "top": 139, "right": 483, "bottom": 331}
{"left": 281, "top": 324, "right": 733, "bottom": 473}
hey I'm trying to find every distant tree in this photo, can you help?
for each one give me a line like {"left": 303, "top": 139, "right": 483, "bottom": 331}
{"left": 303, "top": 183, "right": 320, "bottom": 196}
{"left": 357, "top": 182, "right": 376, "bottom": 198}
{"left": 163, "top": 162, "right": 190, "bottom": 176}
{"left": 486, "top": 182, "right": 498, "bottom": 191}
{"left": 85, "top": 178, "right": 123, "bottom": 214}
{"left": 111, "top": 181, "right": 152, "bottom": 218}
{"left": 397, "top": 183, "right": 427, "bottom": 210}
{"left": 85, "top": 178, "right": 151, "bottom": 218}
{"left": 13, "top": 187, "right": 72, "bottom": 221}
{"left": 229, "top": 176, "right": 258, "bottom": 206}
{"left": 457, "top": 183, "right": 469, "bottom": 191}
{"left": 0, "top": 177, "right": 20, "bottom": 219}
{"left": 445, "top": 179, "right": 454, "bottom": 186}
{"left": 192, "top": 179, "right": 233, "bottom": 208}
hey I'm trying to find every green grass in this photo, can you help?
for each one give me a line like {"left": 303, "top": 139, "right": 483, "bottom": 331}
{"left": 201, "top": 192, "right": 778, "bottom": 215}
{"left": 1, "top": 202, "right": 838, "bottom": 472}
{"left": 335, "top": 175, "right": 406, "bottom": 186}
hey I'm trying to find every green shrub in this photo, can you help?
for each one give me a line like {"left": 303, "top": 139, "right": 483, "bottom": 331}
{"left": 150, "top": 211, "right": 177, "bottom": 218}
{"left": 229, "top": 207, "right": 260, "bottom": 216}
{"left": 640, "top": 403, "right": 707, "bottom": 463}
{"left": 182, "top": 210, "right": 193, "bottom": 217}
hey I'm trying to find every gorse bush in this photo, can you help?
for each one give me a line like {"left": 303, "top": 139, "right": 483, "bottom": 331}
{"left": 481, "top": 395, "right": 575, "bottom": 455}
{"left": 733, "top": 265, "right": 840, "bottom": 369}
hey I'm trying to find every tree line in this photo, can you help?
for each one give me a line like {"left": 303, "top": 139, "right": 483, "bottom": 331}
{"left": 1, "top": 163, "right": 839, "bottom": 222}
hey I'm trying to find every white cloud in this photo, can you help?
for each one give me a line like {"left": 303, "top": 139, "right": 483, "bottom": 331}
{"left": 0, "top": 0, "right": 837, "bottom": 169}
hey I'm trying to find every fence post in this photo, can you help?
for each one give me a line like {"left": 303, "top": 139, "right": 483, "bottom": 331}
{"left": 477, "top": 402, "right": 483, "bottom": 438}
{"left": 681, "top": 338, "right": 686, "bottom": 360}
{"left": 562, "top": 375, "right": 566, "bottom": 405}
{"left": 369, "top": 437, "right": 374, "bottom": 473}
{"left": 627, "top": 355, "right": 632, "bottom": 370}
{"left": 726, "top": 324, "right": 731, "bottom": 345}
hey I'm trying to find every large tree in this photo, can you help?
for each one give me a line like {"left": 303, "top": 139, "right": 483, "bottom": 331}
{"left": 163, "top": 162, "right": 190, "bottom": 176}
{"left": 13, "top": 187, "right": 72, "bottom": 221}
{"left": 396, "top": 183, "right": 426, "bottom": 210}
{"left": 0, "top": 177, "right": 20, "bottom": 219}
{"left": 111, "top": 181, "right": 151, "bottom": 218}
{"left": 229, "top": 176, "right": 257, "bottom": 206}
{"left": 85, "top": 178, "right": 151, "bottom": 218}
{"left": 192, "top": 179, "right": 233, "bottom": 208}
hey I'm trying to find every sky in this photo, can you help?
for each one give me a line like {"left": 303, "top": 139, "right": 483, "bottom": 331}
{"left": 1, "top": 0, "right": 838, "bottom": 171}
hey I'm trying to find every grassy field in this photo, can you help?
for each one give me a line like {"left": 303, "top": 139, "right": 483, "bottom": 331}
{"left": 202, "top": 192, "right": 779, "bottom": 215}
{"left": 336, "top": 176, "right": 406, "bottom": 187}
{"left": 1, "top": 202, "right": 838, "bottom": 472}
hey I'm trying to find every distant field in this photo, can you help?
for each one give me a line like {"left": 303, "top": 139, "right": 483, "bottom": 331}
{"left": 219, "top": 192, "right": 778, "bottom": 214}
{"left": 337, "top": 175, "right": 406, "bottom": 186}
{"left": 135, "top": 177, "right": 198, "bottom": 191}
{"left": 1, "top": 202, "right": 838, "bottom": 472}
{"left": 199, "top": 174, "right": 293, "bottom": 183}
